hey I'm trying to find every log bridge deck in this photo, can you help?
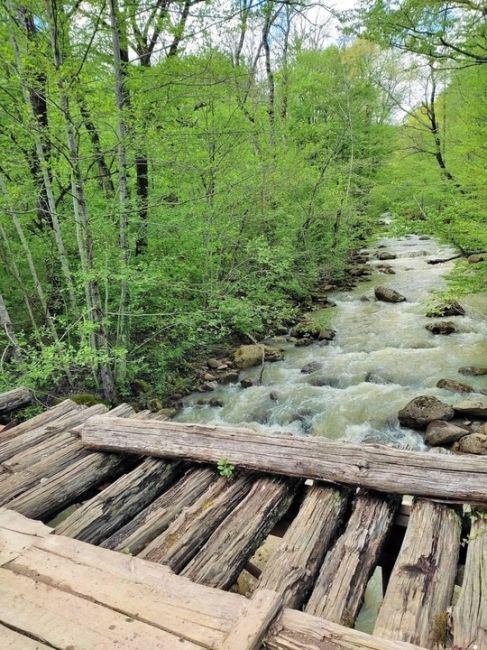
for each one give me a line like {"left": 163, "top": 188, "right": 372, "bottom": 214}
{"left": 0, "top": 398, "right": 486, "bottom": 649}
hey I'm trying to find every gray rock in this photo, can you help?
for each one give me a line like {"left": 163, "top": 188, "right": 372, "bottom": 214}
{"left": 209, "top": 398, "right": 224, "bottom": 408}
{"left": 436, "top": 378, "right": 474, "bottom": 394}
{"left": 233, "top": 344, "right": 283, "bottom": 369}
{"left": 425, "top": 420, "right": 469, "bottom": 446}
{"left": 398, "top": 396, "right": 454, "bottom": 430}
{"left": 269, "top": 391, "right": 279, "bottom": 401}
{"left": 426, "top": 300, "right": 465, "bottom": 318}
{"left": 240, "top": 378, "right": 253, "bottom": 389}
{"left": 318, "top": 328, "right": 336, "bottom": 341}
{"left": 219, "top": 370, "right": 239, "bottom": 384}
{"left": 295, "top": 339, "right": 313, "bottom": 347}
{"left": 459, "top": 366, "right": 487, "bottom": 376}
{"left": 375, "top": 286, "right": 406, "bottom": 303}
{"left": 425, "top": 321, "right": 457, "bottom": 335}
{"left": 201, "top": 381, "right": 217, "bottom": 391}
{"left": 377, "top": 251, "right": 397, "bottom": 260}
{"left": 207, "top": 358, "right": 220, "bottom": 369}
{"left": 301, "top": 361, "right": 322, "bottom": 374}
{"left": 454, "top": 397, "right": 487, "bottom": 418}
{"left": 455, "top": 433, "right": 487, "bottom": 455}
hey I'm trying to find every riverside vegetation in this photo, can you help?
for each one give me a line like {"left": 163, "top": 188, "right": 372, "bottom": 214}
{"left": 0, "top": 1, "right": 485, "bottom": 413}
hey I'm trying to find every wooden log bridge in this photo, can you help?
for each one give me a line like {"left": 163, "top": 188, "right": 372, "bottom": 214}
{"left": 0, "top": 400, "right": 485, "bottom": 649}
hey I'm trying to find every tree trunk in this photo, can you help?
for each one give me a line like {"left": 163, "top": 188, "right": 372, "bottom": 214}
{"left": 0, "top": 294, "right": 23, "bottom": 364}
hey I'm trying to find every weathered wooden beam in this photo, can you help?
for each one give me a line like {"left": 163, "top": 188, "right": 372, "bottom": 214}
{"left": 453, "top": 514, "right": 487, "bottom": 649}
{"left": 374, "top": 499, "right": 461, "bottom": 648}
{"left": 220, "top": 589, "right": 282, "bottom": 650}
{"left": 81, "top": 417, "right": 487, "bottom": 502}
{"left": 55, "top": 458, "right": 181, "bottom": 544}
{"left": 182, "top": 476, "right": 294, "bottom": 590}
{"left": 0, "top": 388, "right": 31, "bottom": 415}
{"left": 0, "top": 400, "right": 80, "bottom": 462}
{"left": 139, "top": 474, "right": 255, "bottom": 572}
{"left": 102, "top": 467, "right": 217, "bottom": 554}
{"left": 257, "top": 484, "right": 348, "bottom": 609}
{"left": 267, "top": 608, "right": 429, "bottom": 650}
{"left": 306, "top": 492, "right": 398, "bottom": 626}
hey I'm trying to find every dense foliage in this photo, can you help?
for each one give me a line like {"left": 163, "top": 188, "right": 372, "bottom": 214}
{"left": 0, "top": 1, "right": 485, "bottom": 404}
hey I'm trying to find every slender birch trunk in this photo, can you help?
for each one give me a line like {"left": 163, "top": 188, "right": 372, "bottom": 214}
{"left": 0, "top": 293, "right": 22, "bottom": 364}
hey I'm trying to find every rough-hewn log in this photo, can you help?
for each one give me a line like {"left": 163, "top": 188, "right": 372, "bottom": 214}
{"left": 0, "top": 400, "right": 80, "bottom": 462}
{"left": 0, "top": 388, "right": 31, "bottom": 415}
{"left": 6, "top": 452, "right": 131, "bottom": 520}
{"left": 102, "top": 467, "right": 217, "bottom": 554}
{"left": 0, "top": 405, "right": 109, "bottom": 505}
{"left": 81, "top": 417, "right": 487, "bottom": 502}
{"left": 453, "top": 514, "right": 487, "bottom": 649}
{"left": 374, "top": 499, "right": 461, "bottom": 648}
{"left": 55, "top": 458, "right": 181, "bottom": 544}
{"left": 257, "top": 484, "right": 348, "bottom": 609}
{"left": 306, "top": 492, "right": 398, "bottom": 626}
{"left": 220, "top": 589, "right": 282, "bottom": 650}
{"left": 182, "top": 477, "right": 294, "bottom": 590}
{"left": 140, "top": 474, "right": 255, "bottom": 571}
{"left": 267, "top": 608, "right": 429, "bottom": 650}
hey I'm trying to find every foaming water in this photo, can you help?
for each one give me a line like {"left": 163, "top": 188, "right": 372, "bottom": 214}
{"left": 177, "top": 235, "right": 487, "bottom": 450}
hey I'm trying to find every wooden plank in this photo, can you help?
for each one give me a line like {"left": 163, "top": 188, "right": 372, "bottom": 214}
{"left": 0, "top": 388, "right": 31, "bottom": 414}
{"left": 0, "top": 622, "right": 51, "bottom": 649}
{"left": 0, "top": 567, "right": 198, "bottom": 649}
{"left": 102, "top": 467, "right": 216, "bottom": 554}
{"left": 6, "top": 532, "right": 246, "bottom": 648}
{"left": 139, "top": 473, "right": 255, "bottom": 571}
{"left": 306, "top": 492, "right": 398, "bottom": 626}
{"left": 257, "top": 484, "right": 348, "bottom": 609}
{"left": 453, "top": 514, "right": 487, "bottom": 649}
{"left": 220, "top": 589, "right": 282, "bottom": 650}
{"left": 0, "top": 508, "right": 52, "bottom": 566}
{"left": 0, "top": 399, "right": 77, "bottom": 439}
{"left": 55, "top": 457, "right": 181, "bottom": 543}
{"left": 266, "top": 608, "right": 429, "bottom": 650}
{"left": 182, "top": 476, "right": 294, "bottom": 589}
{"left": 374, "top": 499, "right": 461, "bottom": 648}
{"left": 6, "top": 451, "right": 130, "bottom": 519}
{"left": 0, "top": 400, "right": 80, "bottom": 462}
{"left": 81, "top": 416, "right": 487, "bottom": 502}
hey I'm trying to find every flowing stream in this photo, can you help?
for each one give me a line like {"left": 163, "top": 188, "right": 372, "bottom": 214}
{"left": 176, "top": 233, "right": 487, "bottom": 633}
{"left": 177, "top": 234, "right": 487, "bottom": 445}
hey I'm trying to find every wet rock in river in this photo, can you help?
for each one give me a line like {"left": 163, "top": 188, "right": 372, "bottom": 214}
{"left": 374, "top": 286, "right": 406, "bottom": 303}
{"left": 459, "top": 366, "right": 487, "bottom": 376}
{"left": 377, "top": 251, "right": 397, "bottom": 260}
{"left": 454, "top": 397, "right": 487, "bottom": 418}
{"left": 301, "top": 361, "right": 322, "bottom": 374}
{"left": 454, "top": 433, "right": 487, "bottom": 455}
{"left": 291, "top": 321, "right": 321, "bottom": 339}
{"left": 425, "top": 321, "right": 457, "bottom": 335}
{"left": 426, "top": 300, "right": 465, "bottom": 317}
{"left": 318, "top": 328, "right": 336, "bottom": 342}
{"left": 425, "top": 420, "right": 469, "bottom": 446}
{"left": 436, "top": 378, "right": 474, "bottom": 394}
{"left": 398, "top": 395, "right": 454, "bottom": 430}
{"left": 233, "top": 344, "right": 283, "bottom": 369}
{"left": 269, "top": 391, "right": 280, "bottom": 401}
{"left": 295, "top": 339, "right": 314, "bottom": 347}
{"left": 240, "top": 378, "right": 253, "bottom": 389}
{"left": 219, "top": 370, "right": 239, "bottom": 384}
{"left": 209, "top": 398, "right": 224, "bottom": 408}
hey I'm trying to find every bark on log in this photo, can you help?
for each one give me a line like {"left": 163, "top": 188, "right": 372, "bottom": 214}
{"left": 257, "top": 484, "right": 348, "bottom": 609}
{"left": 0, "top": 388, "right": 31, "bottom": 415}
{"left": 267, "top": 608, "right": 429, "bottom": 650}
{"left": 81, "top": 417, "right": 487, "bottom": 502}
{"left": 182, "top": 476, "right": 294, "bottom": 590}
{"left": 102, "top": 467, "right": 217, "bottom": 554}
{"left": 306, "top": 492, "right": 398, "bottom": 626}
{"left": 374, "top": 499, "right": 461, "bottom": 648}
{"left": 139, "top": 474, "right": 255, "bottom": 572}
{"left": 55, "top": 458, "right": 181, "bottom": 544}
{"left": 453, "top": 514, "right": 487, "bottom": 649}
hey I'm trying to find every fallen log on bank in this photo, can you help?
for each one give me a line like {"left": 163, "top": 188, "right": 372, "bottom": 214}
{"left": 0, "top": 388, "right": 31, "bottom": 415}
{"left": 81, "top": 417, "right": 487, "bottom": 502}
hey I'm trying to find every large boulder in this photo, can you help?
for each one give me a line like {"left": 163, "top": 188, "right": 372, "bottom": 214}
{"left": 436, "top": 378, "right": 474, "bottom": 394}
{"left": 453, "top": 397, "right": 487, "bottom": 418}
{"left": 455, "top": 433, "right": 487, "bottom": 455}
{"left": 425, "top": 321, "right": 457, "bottom": 335}
{"left": 459, "top": 366, "right": 487, "bottom": 376}
{"left": 375, "top": 286, "right": 406, "bottom": 303}
{"left": 233, "top": 344, "right": 283, "bottom": 369}
{"left": 425, "top": 420, "right": 469, "bottom": 447}
{"left": 398, "top": 396, "right": 454, "bottom": 430}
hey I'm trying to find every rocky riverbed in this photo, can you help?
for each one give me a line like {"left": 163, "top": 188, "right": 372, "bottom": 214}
{"left": 176, "top": 235, "right": 487, "bottom": 451}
